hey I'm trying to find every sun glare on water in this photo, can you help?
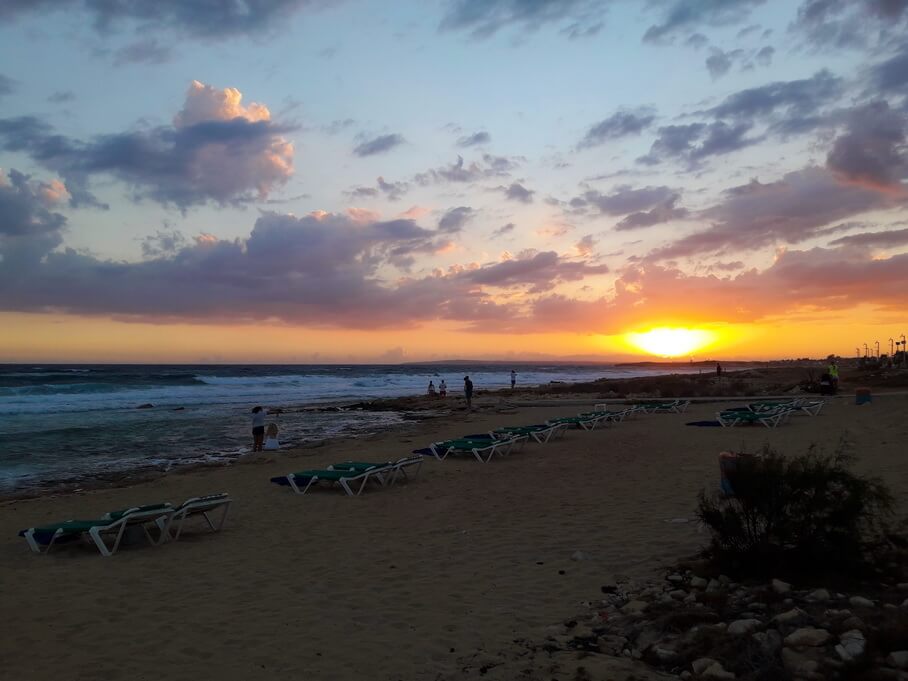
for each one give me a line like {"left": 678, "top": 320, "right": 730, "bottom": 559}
{"left": 626, "top": 327, "right": 716, "bottom": 358}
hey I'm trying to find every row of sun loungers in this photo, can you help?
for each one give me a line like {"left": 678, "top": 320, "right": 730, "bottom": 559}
{"left": 716, "top": 399, "right": 825, "bottom": 428}
{"left": 19, "top": 493, "right": 232, "bottom": 556}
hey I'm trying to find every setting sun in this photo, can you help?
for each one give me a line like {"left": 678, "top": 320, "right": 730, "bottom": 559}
{"left": 625, "top": 327, "right": 716, "bottom": 358}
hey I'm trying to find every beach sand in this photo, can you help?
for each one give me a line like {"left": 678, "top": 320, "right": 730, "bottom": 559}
{"left": 1, "top": 394, "right": 906, "bottom": 680}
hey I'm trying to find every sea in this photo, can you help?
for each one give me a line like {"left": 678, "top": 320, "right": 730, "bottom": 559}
{"left": 0, "top": 363, "right": 702, "bottom": 492}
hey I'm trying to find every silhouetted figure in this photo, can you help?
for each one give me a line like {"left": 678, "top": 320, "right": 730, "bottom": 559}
{"left": 716, "top": 363, "right": 722, "bottom": 379}
{"left": 463, "top": 375, "right": 474, "bottom": 410}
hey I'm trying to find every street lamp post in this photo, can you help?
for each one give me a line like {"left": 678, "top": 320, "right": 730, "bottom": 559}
{"left": 875, "top": 341, "right": 880, "bottom": 358}
{"left": 863, "top": 343, "right": 869, "bottom": 358}
{"left": 890, "top": 338, "right": 895, "bottom": 356}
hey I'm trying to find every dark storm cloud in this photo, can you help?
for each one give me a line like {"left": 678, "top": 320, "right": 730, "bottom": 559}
{"left": 643, "top": 0, "right": 766, "bottom": 43}
{"left": 0, "top": 113, "right": 295, "bottom": 209}
{"left": 140, "top": 229, "right": 187, "bottom": 258}
{"left": 465, "top": 250, "right": 608, "bottom": 291}
{"left": 0, "top": 74, "right": 16, "bottom": 98}
{"left": 826, "top": 100, "right": 908, "bottom": 192}
{"left": 438, "top": 0, "right": 607, "bottom": 39}
{"left": 578, "top": 108, "right": 656, "bottom": 149}
{"left": 353, "top": 133, "right": 405, "bottom": 157}
{"left": 868, "top": 46, "right": 908, "bottom": 92}
{"left": 456, "top": 131, "right": 491, "bottom": 147}
{"left": 789, "top": 0, "right": 908, "bottom": 50}
{"left": 0, "top": 0, "right": 335, "bottom": 38}
{"left": 503, "top": 182, "right": 535, "bottom": 203}
{"left": 0, "top": 169, "right": 68, "bottom": 269}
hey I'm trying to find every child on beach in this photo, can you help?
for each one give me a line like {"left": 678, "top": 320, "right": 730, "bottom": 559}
{"left": 427, "top": 380, "right": 437, "bottom": 396}
{"left": 463, "top": 376, "right": 473, "bottom": 410}
{"left": 251, "top": 406, "right": 266, "bottom": 452}
{"left": 439, "top": 379, "right": 447, "bottom": 397}
{"left": 264, "top": 422, "right": 280, "bottom": 451}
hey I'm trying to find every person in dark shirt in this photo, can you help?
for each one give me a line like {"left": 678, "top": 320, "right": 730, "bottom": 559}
{"left": 463, "top": 375, "right": 474, "bottom": 410}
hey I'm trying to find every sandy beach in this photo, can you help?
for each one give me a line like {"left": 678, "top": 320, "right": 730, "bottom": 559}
{"left": 2, "top": 392, "right": 907, "bottom": 681}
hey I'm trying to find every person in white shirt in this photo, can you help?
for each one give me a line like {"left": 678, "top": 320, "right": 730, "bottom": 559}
{"left": 251, "top": 406, "right": 266, "bottom": 452}
{"left": 439, "top": 379, "right": 447, "bottom": 397}
{"left": 510, "top": 370, "right": 517, "bottom": 389}
{"left": 263, "top": 422, "right": 280, "bottom": 451}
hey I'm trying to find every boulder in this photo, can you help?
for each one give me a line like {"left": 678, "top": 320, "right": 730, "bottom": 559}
{"left": 784, "top": 627, "right": 831, "bottom": 647}
{"left": 620, "top": 600, "right": 649, "bottom": 615}
{"left": 807, "top": 589, "right": 831, "bottom": 601}
{"left": 772, "top": 579, "right": 792, "bottom": 594}
{"left": 692, "top": 658, "right": 719, "bottom": 675}
{"left": 753, "top": 630, "right": 782, "bottom": 655}
{"left": 702, "top": 662, "right": 736, "bottom": 680}
{"left": 782, "top": 648, "right": 819, "bottom": 676}
{"left": 888, "top": 651, "right": 908, "bottom": 670}
{"left": 727, "top": 619, "right": 762, "bottom": 636}
{"left": 690, "top": 576, "right": 708, "bottom": 589}
{"left": 835, "top": 629, "right": 865, "bottom": 662}
{"left": 849, "top": 596, "right": 874, "bottom": 608}
{"left": 773, "top": 608, "right": 808, "bottom": 624}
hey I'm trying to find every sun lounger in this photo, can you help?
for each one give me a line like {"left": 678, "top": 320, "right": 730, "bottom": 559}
{"left": 271, "top": 464, "right": 389, "bottom": 496}
{"left": 491, "top": 423, "right": 567, "bottom": 443}
{"left": 415, "top": 437, "right": 516, "bottom": 463}
{"left": 594, "top": 405, "right": 643, "bottom": 419}
{"left": 546, "top": 414, "right": 604, "bottom": 431}
{"left": 332, "top": 456, "right": 423, "bottom": 484}
{"left": 716, "top": 408, "right": 785, "bottom": 428}
{"left": 637, "top": 400, "right": 690, "bottom": 414}
{"left": 156, "top": 494, "right": 231, "bottom": 542}
{"left": 19, "top": 504, "right": 173, "bottom": 557}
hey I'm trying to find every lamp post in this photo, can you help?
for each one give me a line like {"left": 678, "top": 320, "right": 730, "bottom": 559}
{"left": 863, "top": 343, "right": 869, "bottom": 358}
{"left": 875, "top": 341, "right": 880, "bottom": 358}
{"left": 890, "top": 338, "right": 895, "bottom": 356}
{"left": 856, "top": 347, "right": 861, "bottom": 359}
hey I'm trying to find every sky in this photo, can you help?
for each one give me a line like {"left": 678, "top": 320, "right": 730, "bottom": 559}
{"left": 0, "top": 0, "right": 906, "bottom": 363}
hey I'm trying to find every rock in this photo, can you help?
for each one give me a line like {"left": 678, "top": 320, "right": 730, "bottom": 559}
{"left": 887, "top": 651, "right": 908, "bottom": 669}
{"left": 753, "top": 630, "right": 782, "bottom": 655}
{"left": 690, "top": 576, "right": 708, "bottom": 589}
{"left": 620, "top": 600, "right": 648, "bottom": 615}
{"left": 706, "top": 579, "right": 721, "bottom": 592}
{"left": 571, "top": 550, "right": 590, "bottom": 561}
{"left": 825, "top": 608, "right": 851, "bottom": 618}
{"left": 772, "top": 579, "right": 792, "bottom": 594}
{"left": 667, "top": 573, "right": 684, "bottom": 584}
{"left": 702, "top": 663, "right": 736, "bottom": 681}
{"left": 681, "top": 672, "right": 692, "bottom": 681}
{"left": 782, "top": 648, "right": 819, "bottom": 676}
{"left": 849, "top": 596, "right": 875, "bottom": 608}
{"left": 718, "top": 575, "right": 732, "bottom": 585}
{"left": 651, "top": 646, "right": 678, "bottom": 663}
{"left": 669, "top": 589, "right": 688, "bottom": 600}
{"left": 835, "top": 630, "right": 866, "bottom": 662}
{"left": 136, "top": 403, "right": 154, "bottom": 409}
{"left": 842, "top": 616, "right": 865, "bottom": 630}
{"left": 599, "top": 635, "right": 628, "bottom": 654}
{"left": 728, "top": 619, "right": 762, "bottom": 635}
{"left": 785, "top": 627, "right": 831, "bottom": 647}
{"left": 774, "top": 608, "right": 807, "bottom": 624}
{"left": 748, "top": 602, "right": 767, "bottom": 611}
{"left": 903, "top": 598, "right": 908, "bottom": 608}
{"left": 807, "top": 589, "right": 831, "bottom": 601}
{"left": 635, "top": 626, "right": 663, "bottom": 651}
{"left": 897, "top": 583, "right": 908, "bottom": 592}
{"left": 692, "top": 658, "right": 720, "bottom": 675}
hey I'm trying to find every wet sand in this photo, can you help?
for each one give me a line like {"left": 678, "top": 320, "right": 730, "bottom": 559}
{"left": 1, "top": 393, "right": 906, "bottom": 680}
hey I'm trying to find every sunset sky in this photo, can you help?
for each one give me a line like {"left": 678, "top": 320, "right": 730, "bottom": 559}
{"left": 1, "top": 0, "right": 906, "bottom": 363}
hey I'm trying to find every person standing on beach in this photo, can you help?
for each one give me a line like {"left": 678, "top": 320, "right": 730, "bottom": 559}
{"left": 829, "top": 361, "right": 839, "bottom": 391}
{"left": 463, "top": 375, "right": 474, "bottom": 410}
{"left": 427, "top": 380, "right": 436, "bottom": 396}
{"left": 510, "top": 369, "right": 517, "bottom": 389}
{"left": 716, "top": 363, "right": 722, "bottom": 379}
{"left": 439, "top": 379, "right": 447, "bottom": 398}
{"left": 251, "top": 406, "right": 266, "bottom": 452}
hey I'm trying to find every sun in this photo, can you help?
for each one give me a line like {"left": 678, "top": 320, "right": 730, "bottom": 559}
{"left": 626, "top": 327, "right": 716, "bottom": 358}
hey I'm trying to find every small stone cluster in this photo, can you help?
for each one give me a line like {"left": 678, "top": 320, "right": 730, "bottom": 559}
{"left": 545, "top": 570, "right": 908, "bottom": 680}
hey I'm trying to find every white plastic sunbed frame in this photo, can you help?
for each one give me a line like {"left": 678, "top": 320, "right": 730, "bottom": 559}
{"left": 156, "top": 494, "right": 232, "bottom": 541}
{"left": 427, "top": 438, "right": 517, "bottom": 463}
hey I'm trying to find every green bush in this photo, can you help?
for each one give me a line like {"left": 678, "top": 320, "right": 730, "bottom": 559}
{"left": 697, "top": 442, "right": 894, "bottom": 579}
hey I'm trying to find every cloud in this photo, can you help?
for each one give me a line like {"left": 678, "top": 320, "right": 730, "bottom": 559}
{"left": 649, "top": 167, "right": 897, "bottom": 259}
{"left": 439, "top": 0, "right": 607, "bottom": 39}
{"left": 755, "top": 45, "right": 775, "bottom": 66}
{"left": 828, "top": 227, "right": 908, "bottom": 248}
{"left": 705, "top": 48, "right": 737, "bottom": 79}
{"left": 47, "top": 91, "right": 76, "bottom": 104}
{"left": 491, "top": 222, "right": 516, "bottom": 238}
{"left": 575, "top": 234, "right": 597, "bottom": 255}
{"left": 0, "top": 74, "right": 16, "bottom": 98}
{"left": 438, "top": 206, "right": 475, "bottom": 232}
{"left": 456, "top": 131, "right": 491, "bottom": 147}
{"left": 789, "top": 0, "right": 908, "bottom": 51}
{"left": 323, "top": 118, "right": 355, "bottom": 135}
{"left": 643, "top": 0, "right": 767, "bottom": 44}
{"left": 578, "top": 107, "right": 656, "bottom": 148}
{"left": 464, "top": 249, "right": 608, "bottom": 292}
{"left": 0, "top": 80, "right": 294, "bottom": 209}
{"left": 638, "top": 121, "right": 757, "bottom": 166}
{"left": 353, "top": 133, "right": 406, "bottom": 157}
{"left": 826, "top": 100, "right": 908, "bottom": 192}
{"left": 0, "top": 0, "right": 334, "bottom": 39}
{"left": 414, "top": 154, "right": 519, "bottom": 185}
{"left": 113, "top": 39, "right": 174, "bottom": 66}
{"left": 346, "top": 176, "right": 409, "bottom": 201}
{"left": 503, "top": 182, "right": 534, "bottom": 203}
{"left": 868, "top": 45, "right": 908, "bottom": 92}
{"left": 572, "top": 185, "right": 678, "bottom": 215}
{"left": 615, "top": 194, "right": 687, "bottom": 230}
{"left": 140, "top": 229, "right": 187, "bottom": 258}
{"left": 0, "top": 168, "right": 68, "bottom": 268}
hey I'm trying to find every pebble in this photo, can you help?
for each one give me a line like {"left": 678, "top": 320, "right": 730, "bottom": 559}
{"left": 773, "top": 608, "right": 807, "bottom": 624}
{"left": 706, "top": 578, "right": 721, "bottom": 592}
{"left": 835, "top": 629, "right": 866, "bottom": 662}
{"left": 571, "top": 550, "right": 590, "bottom": 561}
{"left": 903, "top": 598, "right": 908, "bottom": 608}
{"left": 784, "top": 627, "right": 831, "bottom": 647}
{"left": 887, "top": 651, "right": 908, "bottom": 669}
{"left": 897, "top": 583, "right": 908, "bottom": 592}
{"left": 702, "top": 662, "right": 736, "bottom": 680}
{"left": 781, "top": 647, "right": 819, "bottom": 675}
{"left": 620, "top": 600, "right": 649, "bottom": 615}
{"left": 772, "top": 578, "right": 792, "bottom": 594}
{"left": 667, "top": 573, "right": 684, "bottom": 584}
{"left": 690, "top": 576, "right": 708, "bottom": 589}
{"left": 841, "top": 616, "right": 865, "bottom": 630}
{"left": 849, "top": 596, "right": 875, "bottom": 608}
{"left": 692, "top": 658, "right": 720, "bottom": 675}
{"left": 669, "top": 589, "right": 687, "bottom": 600}
{"left": 652, "top": 646, "right": 678, "bottom": 663}
{"left": 807, "top": 588, "right": 831, "bottom": 601}
{"left": 752, "top": 629, "right": 782, "bottom": 654}
{"left": 727, "top": 618, "right": 762, "bottom": 635}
